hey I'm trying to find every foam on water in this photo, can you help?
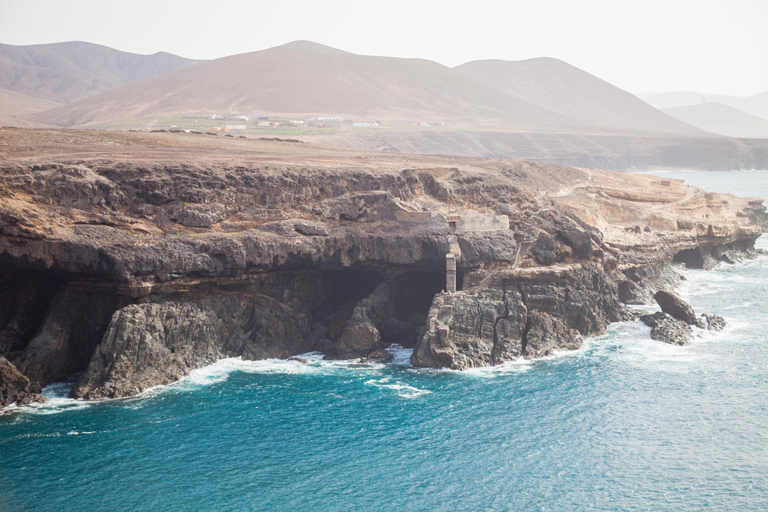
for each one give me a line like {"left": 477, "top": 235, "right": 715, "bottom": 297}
{"left": 364, "top": 377, "right": 431, "bottom": 398}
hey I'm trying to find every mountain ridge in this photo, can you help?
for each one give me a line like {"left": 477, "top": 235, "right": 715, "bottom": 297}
{"left": 0, "top": 40, "right": 200, "bottom": 103}
{"left": 27, "top": 40, "right": 703, "bottom": 137}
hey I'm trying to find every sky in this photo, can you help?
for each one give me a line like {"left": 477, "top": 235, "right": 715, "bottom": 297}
{"left": 0, "top": 0, "right": 766, "bottom": 96}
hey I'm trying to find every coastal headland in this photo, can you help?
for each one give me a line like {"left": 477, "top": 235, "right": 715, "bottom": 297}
{"left": 0, "top": 128, "right": 765, "bottom": 405}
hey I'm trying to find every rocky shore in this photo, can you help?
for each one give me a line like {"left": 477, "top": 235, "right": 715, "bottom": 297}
{"left": 0, "top": 129, "right": 765, "bottom": 406}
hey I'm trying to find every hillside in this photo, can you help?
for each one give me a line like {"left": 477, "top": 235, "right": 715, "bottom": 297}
{"left": 455, "top": 58, "right": 703, "bottom": 136}
{"left": 18, "top": 40, "right": 768, "bottom": 170}
{"left": 0, "top": 41, "right": 200, "bottom": 103}
{"left": 0, "top": 88, "right": 60, "bottom": 127}
{"left": 662, "top": 103, "right": 768, "bottom": 139}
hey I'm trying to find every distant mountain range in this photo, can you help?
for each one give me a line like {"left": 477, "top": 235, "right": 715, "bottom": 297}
{"left": 661, "top": 103, "right": 768, "bottom": 139}
{"left": 25, "top": 40, "right": 702, "bottom": 138}
{"left": 0, "top": 41, "right": 199, "bottom": 104}
{"left": 639, "top": 91, "right": 768, "bottom": 138}
{"left": 639, "top": 91, "right": 768, "bottom": 120}
{"left": 1, "top": 40, "right": 767, "bottom": 169}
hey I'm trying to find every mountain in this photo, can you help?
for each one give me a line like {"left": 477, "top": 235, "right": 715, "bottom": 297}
{"left": 22, "top": 40, "right": 764, "bottom": 171}
{"left": 640, "top": 91, "right": 768, "bottom": 121}
{"left": 662, "top": 103, "right": 768, "bottom": 139}
{"left": 0, "top": 41, "right": 200, "bottom": 103}
{"left": 30, "top": 41, "right": 595, "bottom": 132}
{"left": 455, "top": 58, "right": 703, "bottom": 136}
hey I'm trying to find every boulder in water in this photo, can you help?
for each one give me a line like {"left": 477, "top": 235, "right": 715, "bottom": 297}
{"left": 653, "top": 291, "right": 697, "bottom": 325}
{"left": 640, "top": 312, "right": 693, "bottom": 346}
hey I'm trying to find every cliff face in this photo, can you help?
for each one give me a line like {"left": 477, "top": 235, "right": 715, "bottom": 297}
{"left": 412, "top": 263, "right": 623, "bottom": 369}
{"left": 0, "top": 129, "right": 764, "bottom": 402}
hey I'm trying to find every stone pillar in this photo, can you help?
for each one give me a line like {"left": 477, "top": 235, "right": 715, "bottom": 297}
{"left": 445, "top": 253, "right": 457, "bottom": 293}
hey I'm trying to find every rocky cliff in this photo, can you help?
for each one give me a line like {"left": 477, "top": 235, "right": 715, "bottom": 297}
{"left": 0, "top": 129, "right": 764, "bottom": 403}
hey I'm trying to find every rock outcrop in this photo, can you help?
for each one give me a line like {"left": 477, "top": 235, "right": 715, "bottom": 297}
{"left": 639, "top": 312, "right": 694, "bottom": 345}
{"left": 701, "top": 313, "right": 726, "bottom": 332}
{"left": 71, "top": 303, "right": 230, "bottom": 399}
{"left": 412, "top": 263, "right": 622, "bottom": 369}
{"left": 654, "top": 290, "right": 698, "bottom": 325}
{"left": 639, "top": 293, "right": 727, "bottom": 346}
{"left": 329, "top": 283, "right": 392, "bottom": 359}
{"left": 0, "top": 357, "right": 44, "bottom": 407}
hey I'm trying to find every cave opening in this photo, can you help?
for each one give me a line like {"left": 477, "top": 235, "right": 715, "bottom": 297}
{"left": 673, "top": 248, "right": 704, "bottom": 269}
{"left": 311, "top": 268, "right": 445, "bottom": 351}
{"left": 382, "top": 270, "right": 446, "bottom": 347}
{"left": 0, "top": 271, "right": 67, "bottom": 356}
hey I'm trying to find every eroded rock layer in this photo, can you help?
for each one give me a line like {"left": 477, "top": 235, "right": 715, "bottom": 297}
{"left": 0, "top": 129, "right": 765, "bottom": 401}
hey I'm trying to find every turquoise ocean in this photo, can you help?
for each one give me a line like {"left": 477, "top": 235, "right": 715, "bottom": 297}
{"left": 1, "top": 170, "right": 767, "bottom": 512}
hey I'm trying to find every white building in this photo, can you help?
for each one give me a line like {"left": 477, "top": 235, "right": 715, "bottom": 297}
{"left": 226, "top": 125, "right": 247, "bottom": 131}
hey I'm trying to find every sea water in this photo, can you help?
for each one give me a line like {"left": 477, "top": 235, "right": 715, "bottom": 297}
{"left": 1, "top": 171, "right": 767, "bottom": 512}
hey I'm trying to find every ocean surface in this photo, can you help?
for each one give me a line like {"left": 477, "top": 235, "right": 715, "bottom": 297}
{"left": 1, "top": 170, "right": 767, "bottom": 512}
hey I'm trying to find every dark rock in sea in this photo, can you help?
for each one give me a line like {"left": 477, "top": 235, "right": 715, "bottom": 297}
{"left": 523, "top": 309, "right": 584, "bottom": 358}
{"left": 639, "top": 312, "right": 693, "bottom": 346}
{"left": 361, "top": 348, "right": 393, "bottom": 362}
{"left": 618, "top": 307, "right": 647, "bottom": 322}
{"left": 0, "top": 356, "right": 44, "bottom": 407}
{"left": 653, "top": 290, "right": 697, "bottom": 325}
{"left": 701, "top": 313, "right": 726, "bottom": 332}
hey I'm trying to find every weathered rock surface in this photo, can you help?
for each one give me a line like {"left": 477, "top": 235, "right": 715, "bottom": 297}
{"left": 701, "top": 313, "right": 726, "bottom": 332}
{"left": 412, "top": 263, "right": 622, "bottom": 369}
{"left": 639, "top": 312, "right": 693, "bottom": 345}
{"left": 71, "top": 303, "right": 229, "bottom": 399}
{"left": 0, "top": 357, "right": 44, "bottom": 407}
{"left": 329, "top": 283, "right": 392, "bottom": 359}
{"left": 654, "top": 290, "right": 697, "bottom": 324}
{"left": 411, "top": 285, "right": 524, "bottom": 369}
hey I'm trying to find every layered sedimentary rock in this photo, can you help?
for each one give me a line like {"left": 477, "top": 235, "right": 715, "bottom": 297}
{"left": 0, "top": 129, "right": 764, "bottom": 402}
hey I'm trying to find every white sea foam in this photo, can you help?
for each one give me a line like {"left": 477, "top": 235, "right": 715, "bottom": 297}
{"left": 141, "top": 353, "right": 394, "bottom": 396}
{"left": 5, "top": 379, "right": 95, "bottom": 416}
{"left": 364, "top": 377, "right": 431, "bottom": 398}
{"left": 385, "top": 344, "right": 414, "bottom": 366}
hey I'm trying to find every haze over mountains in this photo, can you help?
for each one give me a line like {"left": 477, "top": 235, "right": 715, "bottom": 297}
{"left": 455, "top": 58, "right": 699, "bottom": 136}
{"left": 28, "top": 40, "right": 701, "bottom": 138}
{"left": 0, "top": 41, "right": 199, "bottom": 104}
{"left": 639, "top": 91, "right": 768, "bottom": 138}
{"left": 2, "top": 39, "right": 767, "bottom": 169}
{"left": 661, "top": 103, "right": 768, "bottom": 139}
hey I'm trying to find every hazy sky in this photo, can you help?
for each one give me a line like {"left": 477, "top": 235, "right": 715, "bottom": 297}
{"left": 1, "top": 0, "right": 766, "bottom": 96}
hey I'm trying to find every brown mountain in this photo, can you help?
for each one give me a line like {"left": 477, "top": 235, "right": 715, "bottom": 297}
{"left": 455, "top": 57, "right": 703, "bottom": 136}
{"left": 0, "top": 41, "right": 200, "bottom": 103}
{"left": 31, "top": 41, "right": 591, "bottom": 132}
